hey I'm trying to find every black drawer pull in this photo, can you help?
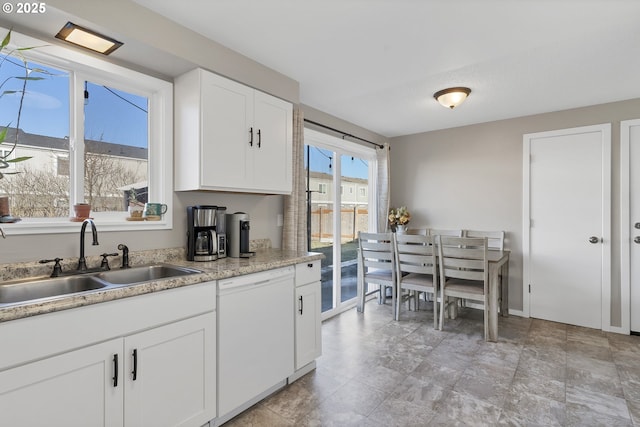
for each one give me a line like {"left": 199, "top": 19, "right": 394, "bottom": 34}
{"left": 132, "top": 349, "right": 138, "bottom": 381}
{"left": 299, "top": 295, "right": 304, "bottom": 315}
{"left": 113, "top": 354, "right": 118, "bottom": 387}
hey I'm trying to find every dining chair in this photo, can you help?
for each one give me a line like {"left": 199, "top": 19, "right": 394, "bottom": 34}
{"left": 436, "top": 235, "right": 489, "bottom": 341}
{"left": 464, "top": 230, "right": 505, "bottom": 250}
{"left": 393, "top": 233, "right": 438, "bottom": 328}
{"left": 356, "top": 231, "right": 396, "bottom": 315}
{"left": 463, "top": 230, "right": 505, "bottom": 312}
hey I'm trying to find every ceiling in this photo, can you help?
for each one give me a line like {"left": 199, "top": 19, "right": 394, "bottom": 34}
{"left": 3, "top": 1, "right": 640, "bottom": 138}
{"left": 130, "top": 0, "right": 640, "bottom": 137}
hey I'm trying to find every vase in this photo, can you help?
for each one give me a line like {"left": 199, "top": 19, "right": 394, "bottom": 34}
{"left": 396, "top": 224, "right": 407, "bottom": 234}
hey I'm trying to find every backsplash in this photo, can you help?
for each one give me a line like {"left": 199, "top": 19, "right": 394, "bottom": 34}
{"left": 0, "top": 239, "right": 271, "bottom": 282}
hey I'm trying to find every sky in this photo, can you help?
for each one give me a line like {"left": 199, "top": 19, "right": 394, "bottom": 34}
{"left": 305, "top": 145, "right": 369, "bottom": 179}
{"left": 0, "top": 58, "right": 148, "bottom": 148}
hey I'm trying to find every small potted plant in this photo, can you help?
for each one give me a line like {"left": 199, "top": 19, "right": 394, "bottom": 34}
{"left": 73, "top": 203, "right": 91, "bottom": 219}
{"left": 127, "top": 187, "right": 144, "bottom": 218}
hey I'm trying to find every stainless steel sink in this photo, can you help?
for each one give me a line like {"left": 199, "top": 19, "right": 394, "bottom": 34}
{"left": 96, "top": 264, "right": 202, "bottom": 285}
{"left": 0, "top": 264, "right": 202, "bottom": 306}
{"left": 0, "top": 275, "right": 108, "bottom": 305}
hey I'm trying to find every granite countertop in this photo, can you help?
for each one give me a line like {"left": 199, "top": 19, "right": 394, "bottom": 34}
{"left": 0, "top": 248, "right": 323, "bottom": 323}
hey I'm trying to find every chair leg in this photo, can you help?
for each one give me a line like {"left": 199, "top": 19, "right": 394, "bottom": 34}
{"left": 357, "top": 276, "right": 365, "bottom": 313}
{"left": 483, "top": 295, "right": 490, "bottom": 342}
{"left": 432, "top": 292, "right": 438, "bottom": 329}
{"left": 395, "top": 286, "right": 401, "bottom": 321}
{"left": 439, "top": 295, "right": 446, "bottom": 330}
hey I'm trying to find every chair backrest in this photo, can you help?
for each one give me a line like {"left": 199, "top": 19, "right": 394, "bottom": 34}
{"left": 464, "top": 230, "right": 505, "bottom": 251}
{"left": 393, "top": 233, "right": 436, "bottom": 276}
{"left": 436, "top": 236, "right": 488, "bottom": 287}
{"left": 428, "top": 228, "right": 463, "bottom": 237}
{"left": 358, "top": 232, "right": 394, "bottom": 273}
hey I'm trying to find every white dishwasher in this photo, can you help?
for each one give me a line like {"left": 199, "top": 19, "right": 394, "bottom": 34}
{"left": 216, "top": 266, "right": 295, "bottom": 422}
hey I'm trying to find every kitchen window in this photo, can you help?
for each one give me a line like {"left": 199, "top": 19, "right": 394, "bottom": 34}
{"left": 0, "top": 29, "right": 172, "bottom": 235}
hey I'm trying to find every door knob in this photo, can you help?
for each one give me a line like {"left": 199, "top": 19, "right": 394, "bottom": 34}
{"left": 634, "top": 236, "right": 640, "bottom": 244}
{"left": 589, "top": 236, "right": 600, "bottom": 244}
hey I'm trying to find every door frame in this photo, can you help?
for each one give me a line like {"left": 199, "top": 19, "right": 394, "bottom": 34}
{"left": 304, "top": 128, "right": 378, "bottom": 320}
{"left": 522, "top": 124, "right": 612, "bottom": 330}
{"left": 618, "top": 119, "right": 640, "bottom": 335}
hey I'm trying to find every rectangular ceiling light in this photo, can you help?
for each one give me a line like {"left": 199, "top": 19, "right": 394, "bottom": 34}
{"left": 55, "top": 22, "right": 123, "bottom": 55}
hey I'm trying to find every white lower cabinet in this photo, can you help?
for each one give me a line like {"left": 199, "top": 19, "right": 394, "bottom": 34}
{"left": 0, "top": 312, "right": 215, "bottom": 427}
{"left": 294, "top": 281, "right": 322, "bottom": 369}
{"left": 0, "top": 338, "right": 123, "bottom": 427}
{"left": 124, "top": 313, "right": 216, "bottom": 427}
{"left": 293, "top": 261, "right": 322, "bottom": 374}
{"left": 0, "top": 282, "right": 216, "bottom": 427}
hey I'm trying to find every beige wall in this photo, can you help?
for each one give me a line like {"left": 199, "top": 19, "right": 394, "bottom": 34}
{"left": 389, "top": 98, "right": 640, "bottom": 326}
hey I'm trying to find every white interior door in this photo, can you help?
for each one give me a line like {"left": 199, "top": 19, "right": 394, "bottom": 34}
{"left": 524, "top": 124, "right": 611, "bottom": 330}
{"left": 622, "top": 119, "right": 640, "bottom": 333}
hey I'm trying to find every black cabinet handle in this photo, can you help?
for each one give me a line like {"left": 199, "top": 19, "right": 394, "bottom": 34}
{"left": 307, "top": 263, "right": 313, "bottom": 268}
{"left": 257, "top": 129, "right": 261, "bottom": 148}
{"left": 249, "top": 127, "right": 253, "bottom": 146}
{"left": 298, "top": 295, "right": 304, "bottom": 315}
{"left": 113, "top": 354, "right": 119, "bottom": 387}
{"left": 132, "top": 349, "right": 138, "bottom": 381}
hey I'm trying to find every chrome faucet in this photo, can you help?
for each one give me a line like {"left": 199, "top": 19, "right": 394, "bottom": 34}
{"left": 78, "top": 218, "right": 99, "bottom": 271}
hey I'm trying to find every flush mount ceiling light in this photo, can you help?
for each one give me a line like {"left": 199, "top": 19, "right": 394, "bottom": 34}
{"left": 55, "top": 22, "right": 123, "bottom": 55}
{"left": 434, "top": 87, "right": 471, "bottom": 109}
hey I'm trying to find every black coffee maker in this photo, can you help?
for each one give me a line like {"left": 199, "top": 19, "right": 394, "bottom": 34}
{"left": 187, "top": 205, "right": 218, "bottom": 261}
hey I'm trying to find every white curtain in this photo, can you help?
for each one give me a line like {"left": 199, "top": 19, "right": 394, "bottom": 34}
{"left": 282, "top": 107, "right": 307, "bottom": 251}
{"left": 376, "top": 142, "right": 391, "bottom": 232}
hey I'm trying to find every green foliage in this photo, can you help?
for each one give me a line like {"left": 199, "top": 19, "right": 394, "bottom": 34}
{"left": 0, "top": 29, "right": 35, "bottom": 179}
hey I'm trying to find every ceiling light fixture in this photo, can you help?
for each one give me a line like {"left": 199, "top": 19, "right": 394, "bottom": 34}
{"left": 55, "top": 22, "right": 123, "bottom": 55}
{"left": 434, "top": 87, "right": 471, "bottom": 109}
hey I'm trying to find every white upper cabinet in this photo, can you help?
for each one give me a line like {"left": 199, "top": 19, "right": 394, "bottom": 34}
{"left": 175, "top": 68, "right": 293, "bottom": 194}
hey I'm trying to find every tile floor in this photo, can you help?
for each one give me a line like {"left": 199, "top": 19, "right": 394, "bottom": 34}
{"left": 224, "top": 300, "right": 640, "bottom": 426}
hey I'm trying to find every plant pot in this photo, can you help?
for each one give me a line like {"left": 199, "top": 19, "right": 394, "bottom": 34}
{"left": 73, "top": 203, "right": 91, "bottom": 219}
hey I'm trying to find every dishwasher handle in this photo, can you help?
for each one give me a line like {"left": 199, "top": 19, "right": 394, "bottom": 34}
{"left": 218, "top": 266, "right": 294, "bottom": 291}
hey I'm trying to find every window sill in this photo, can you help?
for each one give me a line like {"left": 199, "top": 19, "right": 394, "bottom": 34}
{"left": 0, "top": 215, "right": 172, "bottom": 236}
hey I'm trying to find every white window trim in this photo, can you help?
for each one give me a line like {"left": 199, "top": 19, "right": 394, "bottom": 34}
{"left": 0, "top": 27, "right": 173, "bottom": 235}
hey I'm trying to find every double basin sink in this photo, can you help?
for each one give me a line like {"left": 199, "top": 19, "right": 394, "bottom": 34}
{"left": 0, "top": 264, "right": 203, "bottom": 306}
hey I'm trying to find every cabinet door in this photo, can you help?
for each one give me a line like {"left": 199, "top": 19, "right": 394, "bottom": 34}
{"left": 123, "top": 312, "right": 216, "bottom": 427}
{"left": 201, "top": 72, "right": 253, "bottom": 190}
{"left": 295, "top": 281, "right": 322, "bottom": 369}
{"left": 0, "top": 339, "right": 123, "bottom": 427}
{"left": 251, "top": 90, "right": 293, "bottom": 194}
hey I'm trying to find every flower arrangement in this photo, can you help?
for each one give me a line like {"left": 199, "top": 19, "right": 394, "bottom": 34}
{"left": 388, "top": 206, "right": 411, "bottom": 229}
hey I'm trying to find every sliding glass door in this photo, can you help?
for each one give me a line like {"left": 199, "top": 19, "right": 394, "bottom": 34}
{"left": 304, "top": 129, "right": 377, "bottom": 318}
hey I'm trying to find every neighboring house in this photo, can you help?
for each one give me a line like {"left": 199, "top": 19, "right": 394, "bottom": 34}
{"left": 307, "top": 171, "right": 369, "bottom": 243}
{"left": 0, "top": 127, "right": 148, "bottom": 216}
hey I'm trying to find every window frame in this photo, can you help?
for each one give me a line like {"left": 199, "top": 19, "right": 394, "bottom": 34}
{"left": 1, "top": 28, "right": 173, "bottom": 235}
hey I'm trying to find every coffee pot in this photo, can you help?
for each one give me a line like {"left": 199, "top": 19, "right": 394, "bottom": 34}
{"left": 187, "top": 205, "right": 218, "bottom": 261}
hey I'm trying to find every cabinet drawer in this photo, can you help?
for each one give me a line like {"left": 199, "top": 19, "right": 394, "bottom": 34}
{"left": 295, "top": 261, "right": 320, "bottom": 286}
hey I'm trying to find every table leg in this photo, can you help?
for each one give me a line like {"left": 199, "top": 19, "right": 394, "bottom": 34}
{"left": 488, "top": 264, "right": 499, "bottom": 342}
{"left": 500, "top": 261, "right": 509, "bottom": 317}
